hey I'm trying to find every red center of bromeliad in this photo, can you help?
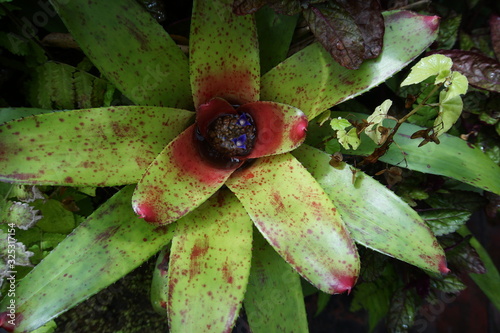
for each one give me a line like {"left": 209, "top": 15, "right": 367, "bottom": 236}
{"left": 195, "top": 111, "right": 257, "bottom": 169}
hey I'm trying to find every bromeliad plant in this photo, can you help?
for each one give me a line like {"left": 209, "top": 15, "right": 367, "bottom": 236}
{"left": 3, "top": 0, "right": 496, "bottom": 332}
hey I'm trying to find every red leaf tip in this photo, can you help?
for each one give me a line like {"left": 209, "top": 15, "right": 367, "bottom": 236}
{"left": 439, "top": 257, "right": 451, "bottom": 274}
{"left": 424, "top": 15, "right": 440, "bottom": 32}
{"left": 333, "top": 274, "right": 357, "bottom": 294}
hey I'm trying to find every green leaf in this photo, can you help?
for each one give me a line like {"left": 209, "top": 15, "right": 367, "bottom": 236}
{"left": 31, "top": 199, "right": 74, "bottom": 234}
{"left": 365, "top": 99, "right": 392, "bottom": 145}
{"left": 325, "top": 139, "right": 341, "bottom": 154}
{"left": 150, "top": 247, "right": 169, "bottom": 315}
{"left": 131, "top": 125, "right": 237, "bottom": 225}
{"left": 166, "top": 190, "right": 253, "bottom": 332}
{"left": 261, "top": 10, "right": 440, "bottom": 120}
{"left": 255, "top": 7, "right": 299, "bottom": 74}
{"left": 227, "top": 153, "right": 360, "bottom": 294}
{"left": 338, "top": 127, "right": 361, "bottom": 150}
{"left": 458, "top": 227, "right": 500, "bottom": 311}
{"left": 50, "top": 0, "right": 192, "bottom": 108}
{"left": 331, "top": 112, "right": 500, "bottom": 195}
{"left": 0, "top": 106, "right": 194, "bottom": 186}
{"left": 293, "top": 145, "right": 448, "bottom": 274}
{"left": 0, "top": 108, "right": 53, "bottom": 124}
{"left": 244, "top": 230, "right": 308, "bottom": 333}
{"left": 190, "top": 0, "right": 260, "bottom": 107}
{"left": 0, "top": 185, "right": 175, "bottom": 332}
{"left": 330, "top": 117, "right": 351, "bottom": 131}
{"left": 351, "top": 279, "right": 394, "bottom": 332}
{"left": 400, "top": 54, "right": 453, "bottom": 86}
{"left": 420, "top": 209, "right": 471, "bottom": 236}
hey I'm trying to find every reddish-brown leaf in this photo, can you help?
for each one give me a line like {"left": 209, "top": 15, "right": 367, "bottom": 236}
{"left": 432, "top": 50, "right": 500, "bottom": 93}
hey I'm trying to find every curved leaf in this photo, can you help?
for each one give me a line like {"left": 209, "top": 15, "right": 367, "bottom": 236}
{"left": 331, "top": 112, "right": 500, "bottom": 195}
{"left": 0, "top": 185, "right": 175, "bottom": 333}
{"left": 261, "top": 10, "right": 439, "bottom": 119}
{"left": 132, "top": 125, "right": 237, "bottom": 225}
{"left": 51, "top": 0, "right": 192, "bottom": 108}
{"left": 226, "top": 153, "right": 360, "bottom": 294}
{"left": 190, "top": 0, "right": 260, "bottom": 107}
{"left": 293, "top": 145, "right": 448, "bottom": 274}
{"left": 0, "top": 106, "right": 194, "bottom": 186}
{"left": 167, "top": 190, "right": 253, "bottom": 333}
{"left": 244, "top": 230, "right": 308, "bottom": 333}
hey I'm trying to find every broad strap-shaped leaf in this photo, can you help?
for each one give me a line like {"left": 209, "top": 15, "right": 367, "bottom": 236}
{"left": 190, "top": 0, "right": 260, "bottom": 107}
{"left": 0, "top": 107, "right": 194, "bottom": 186}
{"left": 293, "top": 145, "right": 448, "bottom": 274}
{"left": 244, "top": 230, "right": 308, "bottom": 333}
{"left": 330, "top": 112, "right": 500, "bottom": 195}
{"left": 0, "top": 186, "right": 175, "bottom": 333}
{"left": 226, "top": 153, "right": 360, "bottom": 294}
{"left": 261, "top": 10, "right": 440, "bottom": 119}
{"left": 51, "top": 0, "right": 192, "bottom": 108}
{"left": 132, "top": 125, "right": 238, "bottom": 225}
{"left": 255, "top": 7, "right": 299, "bottom": 74}
{"left": 166, "top": 190, "right": 253, "bottom": 333}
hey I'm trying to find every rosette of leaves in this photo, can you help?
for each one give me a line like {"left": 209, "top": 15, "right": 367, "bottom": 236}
{"left": 0, "top": 0, "right": 451, "bottom": 332}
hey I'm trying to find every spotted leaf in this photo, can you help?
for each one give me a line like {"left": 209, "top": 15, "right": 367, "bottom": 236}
{"left": 293, "top": 145, "right": 448, "bottom": 274}
{"left": 166, "top": 190, "right": 253, "bottom": 333}
{"left": 132, "top": 125, "right": 238, "bottom": 225}
{"left": 190, "top": 0, "right": 260, "bottom": 107}
{"left": 0, "top": 186, "right": 176, "bottom": 333}
{"left": 226, "top": 153, "right": 360, "bottom": 294}
{"left": 261, "top": 11, "right": 440, "bottom": 119}
{"left": 50, "top": 0, "right": 192, "bottom": 108}
{"left": 0, "top": 107, "right": 194, "bottom": 186}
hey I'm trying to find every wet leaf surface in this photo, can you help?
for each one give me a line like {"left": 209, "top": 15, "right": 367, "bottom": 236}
{"left": 432, "top": 50, "right": 500, "bottom": 93}
{"left": 304, "top": 0, "right": 383, "bottom": 69}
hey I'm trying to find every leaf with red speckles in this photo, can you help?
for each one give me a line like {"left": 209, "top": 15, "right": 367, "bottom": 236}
{"left": 50, "top": 0, "right": 192, "bottom": 108}
{"left": 190, "top": 0, "right": 260, "bottom": 108}
{"left": 261, "top": 10, "right": 440, "bottom": 120}
{"left": 0, "top": 106, "right": 194, "bottom": 186}
{"left": 327, "top": 112, "right": 500, "bottom": 195}
{"left": 226, "top": 153, "right": 360, "bottom": 294}
{"left": 431, "top": 50, "right": 500, "bottom": 93}
{"left": 132, "top": 125, "right": 238, "bottom": 225}
{"left": 0, "top": 186, "right": 175, "bottom": 333}
{"left": 150, "top": 247, "right": 170, "bottom": 315}
{"left": 166, "top": 190, "right": 253, "bottom": 332}
{"left": 244, "top": 230, "right": 308, "bottom": 332}
{"left": 293, "top": 145, "right": 448, "bottom": 274}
